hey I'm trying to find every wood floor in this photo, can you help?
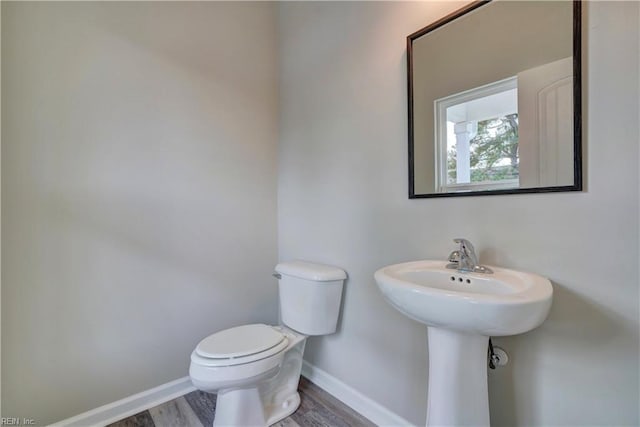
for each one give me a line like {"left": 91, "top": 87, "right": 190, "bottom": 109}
{"left": 107, "top": 377, "right": 375, "bottom": 427}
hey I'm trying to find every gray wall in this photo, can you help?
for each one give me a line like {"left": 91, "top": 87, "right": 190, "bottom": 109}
{"left": 1, "top": 2, "right": 279, "bottom": 424}
{"left": 278, "top": 1, "right": 639, "bottom": 426}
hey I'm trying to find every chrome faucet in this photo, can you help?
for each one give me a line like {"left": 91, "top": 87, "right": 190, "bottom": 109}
{"left": 446, "top": 238, "right": 493, "bottom": 274}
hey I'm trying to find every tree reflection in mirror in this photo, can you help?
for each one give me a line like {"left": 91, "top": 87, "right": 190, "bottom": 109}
{"left": 447, "top": 114, "right": 519, "bottom": 185}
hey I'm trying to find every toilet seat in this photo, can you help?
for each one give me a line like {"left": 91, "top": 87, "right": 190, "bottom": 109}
{"left": 193, "top": 324, "right": 288, "bottom": 367}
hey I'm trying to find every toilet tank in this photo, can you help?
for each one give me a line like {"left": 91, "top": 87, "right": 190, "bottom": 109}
{"left": 275, "top": 261, "right": 346, "bottom": 336}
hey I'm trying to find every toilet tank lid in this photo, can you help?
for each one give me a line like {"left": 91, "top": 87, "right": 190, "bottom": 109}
{"left": 275, "top": 260, "right": 347, "bottom": 281}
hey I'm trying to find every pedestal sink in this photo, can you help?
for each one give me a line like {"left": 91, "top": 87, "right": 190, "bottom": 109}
{"left": 374, "top": 260, "right": 552, "bottom": 427}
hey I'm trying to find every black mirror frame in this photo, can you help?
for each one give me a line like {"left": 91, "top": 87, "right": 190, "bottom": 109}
{"left": 407, "top": 0, "right": 582, "bottom": 199}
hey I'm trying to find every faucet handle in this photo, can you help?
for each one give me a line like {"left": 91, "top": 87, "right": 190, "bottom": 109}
{"left": 449, "top": 238, "right": 492, "bottom": 274}
{"left": 453, "top": 237, "right": 471, "bottom": 244}
{"left": 453, "top": 238, "right": 475, "bottom": 253}
{"left": 453, "top": 238, "right": 479, "bottom": 269}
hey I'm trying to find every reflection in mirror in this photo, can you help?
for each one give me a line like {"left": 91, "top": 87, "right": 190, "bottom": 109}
{"left": 408, "top": 0, "right": 581, "bottom": 198}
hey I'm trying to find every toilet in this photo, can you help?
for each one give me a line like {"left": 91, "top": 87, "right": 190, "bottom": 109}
{"left": 189, "top": 260, "right": 347, "bottom": 427}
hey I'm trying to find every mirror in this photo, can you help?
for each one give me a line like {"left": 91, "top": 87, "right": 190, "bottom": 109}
{"left": 408, "top": 0, "right": 582, "bottom": 198}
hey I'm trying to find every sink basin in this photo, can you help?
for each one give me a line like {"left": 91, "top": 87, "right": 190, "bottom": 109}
{"left": 374, "top": 260, "right": 553, "bottom": 336}
{"left": 374, "top": 259, "right": 553, "bottom": 427}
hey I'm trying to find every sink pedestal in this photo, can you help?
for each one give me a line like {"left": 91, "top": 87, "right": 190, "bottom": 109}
{"left": 426, "top": 327, "right": 490, "bottom": 427}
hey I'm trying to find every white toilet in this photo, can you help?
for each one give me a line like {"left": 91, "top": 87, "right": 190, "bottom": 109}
{"left": 189, "top": 260, "right": 346, "bottom": 427}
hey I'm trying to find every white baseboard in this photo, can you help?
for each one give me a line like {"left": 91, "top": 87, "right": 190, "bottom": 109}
{"left": 49, "top": 364, "right": 410, "bottom": 427}
{"left": 301, "top": 361, "right": 414, "bottom": 427}
{"left": 49, "top": 377, "right": 196, "bottom": 427}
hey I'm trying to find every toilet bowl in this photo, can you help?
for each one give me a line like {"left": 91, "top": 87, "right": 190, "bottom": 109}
{"left": 190, "top": 324, "right": 307, "bottom": 426}
{"left": 189, "top": 261, "right": 346, "bottom": 427}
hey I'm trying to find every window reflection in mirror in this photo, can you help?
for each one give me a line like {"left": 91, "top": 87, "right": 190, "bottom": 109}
{"left": 436, "top": 77, "right": 519, "bottom": 193}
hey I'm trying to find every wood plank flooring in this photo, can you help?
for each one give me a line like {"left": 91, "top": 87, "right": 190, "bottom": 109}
{"left": 108, "top": 378, "right": 375, "bottom": 427}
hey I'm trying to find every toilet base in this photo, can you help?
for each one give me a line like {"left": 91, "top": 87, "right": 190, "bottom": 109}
{"left": 265, "top": 391, "right": 300, "bottom": 425}
{"left": 212, "top": 387, "right": 301, "bottom": 427}
{"left": 214, "top": 388, "right": 265, "bottom": 427}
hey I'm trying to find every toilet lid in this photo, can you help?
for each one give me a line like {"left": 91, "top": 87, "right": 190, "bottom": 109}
{"left": 195, "top": 324, "right": 286, "bottom": 360}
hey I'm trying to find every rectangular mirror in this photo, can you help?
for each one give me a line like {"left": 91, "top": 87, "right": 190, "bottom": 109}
{"left": 408, "top": 0, "right": 582, "bottom": 198}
